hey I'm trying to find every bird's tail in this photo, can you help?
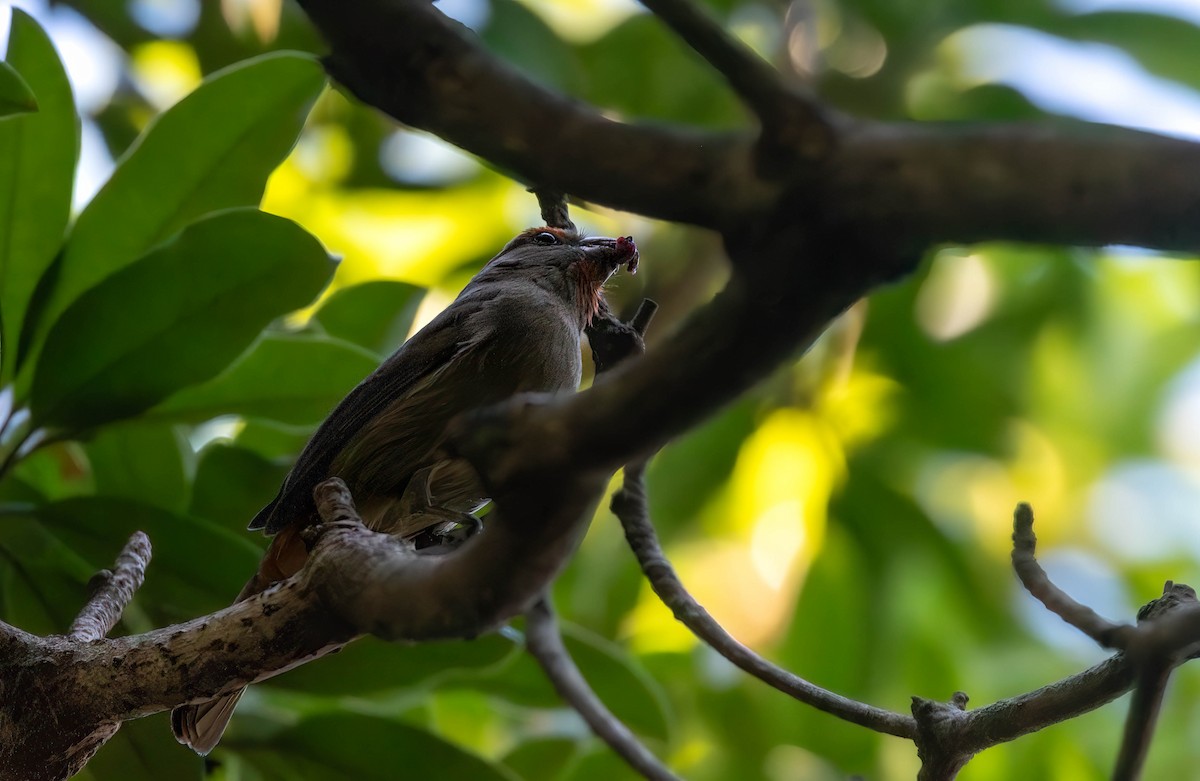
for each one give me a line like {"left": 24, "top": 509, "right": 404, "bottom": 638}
{"left": 170, "top": 525, "right": 308, "bottom": 754}
{"left": 171, "top": 689, "right": 245, "bottom": 755}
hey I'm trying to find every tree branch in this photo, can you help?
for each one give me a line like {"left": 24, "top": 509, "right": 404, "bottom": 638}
{"left": 638, "top": 0, "right": 836, "bottom": 164}
{"left": 294, "top": 0, "right": 772, "bottom": 228}
{"left": 1112, "top": 662, "right": 1172, "bottom": 781}
{"left": 294, "top": 0, "right": 1200, "bottom": 252}
{"left": 69, "top": 531, "right": 151, "bottom": 643}
{"left": 524, "top": 599, "right": 679, "bottom": 781}
{"left": 1008, "top": 505, "right": 1200, "bottom": 779}
{"left": 0, "top": 467, "right": 611, "bottom": 780}
{"left": 1011, "top": 503, "right": 1131, "bottom": 648}
{"left": 612, "top": 460, "right": 917, "bottom": 739}
{"left": 530, "top": 187, "right": 577, "bottom": 232}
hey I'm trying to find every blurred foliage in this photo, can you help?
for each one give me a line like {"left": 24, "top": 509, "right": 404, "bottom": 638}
{"left": 2, "top": 0, "right": 1200, "bottom": 779}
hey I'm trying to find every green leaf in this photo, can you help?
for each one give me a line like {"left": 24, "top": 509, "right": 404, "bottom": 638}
{"left": 481, "top": 0, "right": 582, "bottom": 93}
{"left": 188, "top": 442, "right": 288, "bottom": 535}
{"left": 0, "top": 516, "right": 92, "bottom": 634}
{"left": 476, "top": 623, "right": 672, "bottom": 742}
{"left": 268, "top": 635, "right": 517, "bottom": 695}
{"left": 236, "top": 713, "right": 518, "bottom": 781}
{"left": 20, "top": 51, "right": 325, "bottom": 378}
{"left": 38, "top": 497, "right": 261, "bottom": 619}
{"left": 0, "top": 10, "right": 77, "bottom": 382}
{"left": 235, "top": 419, "right": 317, "bottom": 461}
{"left": 152, "top": 332, "right": 378, "bottom": 426}
{"left": 31, "top": 209, "right": 334, "bottom": 430}
{"left": 502, "top": 738, "right": 580, "bottom": 781}
{"left": 84, "top": 422, "right": 190, "bottom": 512}
{"left": 560, "top": 748, "right": 644, "bottom": 781}
{"left": 312, "top": 281, "right": 425, "bottom": 356}
{"left": 80, "top": 714, "right": 203, "bottom": 781}
{"left": 577, "top": 15, "right": 743, "bottom": 128}
{"left": 0, "top": 60, "right": 38, "bottom": 117}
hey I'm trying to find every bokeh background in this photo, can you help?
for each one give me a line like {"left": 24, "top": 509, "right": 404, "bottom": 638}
{"left": 4, "top": 0, "right": 1200, "bottom": 778}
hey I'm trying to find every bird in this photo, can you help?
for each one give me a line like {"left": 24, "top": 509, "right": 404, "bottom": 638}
{"left": 172, "top": 225, "right": 639, "bottom": 754}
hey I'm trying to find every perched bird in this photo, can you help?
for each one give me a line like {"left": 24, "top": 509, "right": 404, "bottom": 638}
{"left": 172, "top": 226, "right": 639, "bottom": 754}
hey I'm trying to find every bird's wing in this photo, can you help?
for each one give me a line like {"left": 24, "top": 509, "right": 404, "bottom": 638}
{"left": 248, "top": 303, "right": 478, "bottom": 534}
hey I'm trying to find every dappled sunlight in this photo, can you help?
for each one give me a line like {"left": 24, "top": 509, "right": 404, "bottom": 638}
{"left": 749, "top": 500, "right": 807, "bottom": 591}
{"left": 1091, "top": 252, "right": 1200, "bottom": 339}
{"left": 628, "top": 378, "right": 899, "bottom": 652}
{"left": 290, "top": 125, "right": 355, "bottom": 185}
{"left": 728, "top": 4, "right": 786, "bottom": 62}
{"left": 728, "top": 410, "right": 837, "bottom": 594}
{"left": 262, "top": 160, "right": 522, "bottom": 289}
{"left": 670, "top": 738, "right": 716, "bottom": 778}
{"left": 657, "top": 539, "right": 795, "bottom": 647}
{"left": 513, "top": 0, "right": 642, "bottom": 43}
{"left": 129, "top": 40, "right": 201, "bottom": 111}
{"left": 917, "top": 420, "right": 1072, "bottom": 555}
{"left": 819, "top": 366, "right": 899, "bottom": 449}
{"left": 221, "top": 0, "right": 282, "bottom": 44}
{"left": 915, "top": 250, "right": 997, "bottom": 342}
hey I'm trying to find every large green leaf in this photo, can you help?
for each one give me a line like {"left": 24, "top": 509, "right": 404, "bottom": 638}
{"left": 481, "top": 0, "right": 582, "bottom": 93}
{"left": 0, "top": 60, "right": 37, "bottom": 117}
{"left": 152, "top": 332, "right": 378, "bottom": 426}
{"left": 234, "top": 713, "right": 518, "bottom": 781}
{"left": 0, "top": 10, "right": 77, "bottom": 382}
{"left": 38, "top": 497, "right": 261, "bottom": 619}
{"left": 83, "top": 422, "right": 190, "bottom": 513}
{"left": 312, "top": 281, "right": 425, "bottom": 357}
{"left": 78, "top": 714, "right": 203, "bottom": 781}
{"left": 30, "top": 209, "right": 335, "bottom": 430}
{"left": 577, "top": 15, "right": 743, "bottom": 128}
{"left": 188, "top": 442, "right": 288, "bottom": 535}
{"left": 475, "top": 622, "right": 672, "bottom": 742}
{"left": 267, "top": 635, "right": 517, "bottom": 695}
{"left": 0, "top": 516, "right": 93, "bottom": 634}
{"left": 20, "top": 51, "right": 325, "bottom": 378}
{"left": 502, "top": 738, "right": 580, "bottom": 781}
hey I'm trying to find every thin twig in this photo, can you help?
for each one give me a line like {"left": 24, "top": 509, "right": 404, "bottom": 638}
{"left": 612, "top": 462, "right": 917, "bottom": 739}
{"left": 1011, "top": 503, "right": 1132, "bottom": 648}
{"left": 530, "top": 188, "right": 577, "bottom": 232}
{"left": 640, "top": 0, "right": 835, "bottom": 161}
{"left": 69, "top": 532, "right": 152, "bottom": 642}
{"left": 524, "top": 599, "right": 680, "bottom": 781}
{"left": 586, "top": 299, "right": 658, "bottom": 374}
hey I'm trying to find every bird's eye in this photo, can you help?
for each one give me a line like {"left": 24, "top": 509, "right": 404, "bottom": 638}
{"left": 533, "top": 231, "right": 559, "bottom": 245}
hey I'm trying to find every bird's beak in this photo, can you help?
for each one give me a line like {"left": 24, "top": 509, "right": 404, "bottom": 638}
{"left": 581, "top": 235, "right": 639, "bottom": 277}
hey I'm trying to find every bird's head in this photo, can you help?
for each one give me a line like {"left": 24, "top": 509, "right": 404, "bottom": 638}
{"left": 475, "top": 226, "right": 639, "bottom": 325}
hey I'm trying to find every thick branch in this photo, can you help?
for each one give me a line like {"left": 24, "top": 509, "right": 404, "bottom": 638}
{"left": 0, "top": 467, "right": 612, "bottom": 780}
{"left": 834, "top": 123, "right": 1200, "bottom": 253}
{"left": 294, "top": 0, "right": 1200, "bottom": 252}
{"left": 525, "top": 600, "right": 678, "bottom": 781}
{"left": 304, "top": 476, "right": 606, "bottom": 640}
{"left": 294, "top": 0, "right": 773, "bottom": 228}
{"left": 613, "top": 461, "right": 917, "bottom": 739}
{"left": 471, "top": 222, "right": 900, "bottom": 483}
